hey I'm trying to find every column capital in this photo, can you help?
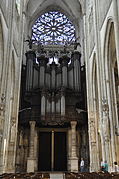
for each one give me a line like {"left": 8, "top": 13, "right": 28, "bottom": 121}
{"left": 29, "top": 121, "right": 36, "bottom": 127}
{"left": 71, "top": 121, "right": 77, "bottom": 128}
{"left": 60, "top": 87, "right": 65, "bottom": 96}
{"left": 59, "top": 55, "right": 70, "bottom": 66}
{"left": 71, "top": 51, "right": 81, "bottom": 61}
{"left": 25, "top": 50, "right": 36, "bottom": 60}
{"left": 41, "top": 89, "right": 47, "bottom": 96}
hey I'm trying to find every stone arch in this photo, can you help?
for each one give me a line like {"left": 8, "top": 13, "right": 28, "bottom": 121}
{"left": 104, "top": 19, "right": 119, "bottom": 165}
{"left": 26, "top": 0, "right": 82, "bottom": 38}
{"left": 91, "top": 53, "right": 101, "bottom": 170}
{"left": 26, "top": 0, "right": 85, "bottom": 15}
{"left": 24, "top": 0, "right": 84, "bottom": 63}
{"left": 29, "top": 8, "right": 80, "bottom": 37}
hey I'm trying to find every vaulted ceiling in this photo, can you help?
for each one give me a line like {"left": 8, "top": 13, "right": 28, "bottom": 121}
{"left": 25, "top": 0, "right": 84, "bottom": 29}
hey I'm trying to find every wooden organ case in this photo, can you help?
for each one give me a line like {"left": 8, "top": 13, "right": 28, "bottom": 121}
{"left": 17, "top": 45, "right": 89, "bottom": 172}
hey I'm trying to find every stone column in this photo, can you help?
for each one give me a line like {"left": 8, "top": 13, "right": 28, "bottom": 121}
{"left": 27, "top": 121, "right": 36, "bottom": 172}
{"left": 102, "top": 101, "right": 112, "bottom": 169}
{"left": 70, "top": 121, "right": 78, "bottom": 172}
{"left": 89, "top": 119, "right": 98, "bottom": 172}
{"left": 34, "top": 129, "right": 38, "bottom": 171}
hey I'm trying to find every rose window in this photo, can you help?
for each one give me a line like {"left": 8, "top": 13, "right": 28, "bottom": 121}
{"left": 32, "top": 11, "right": 76, "bottom": 45}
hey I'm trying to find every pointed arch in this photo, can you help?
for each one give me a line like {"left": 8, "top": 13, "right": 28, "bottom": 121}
{"left": 88, "top": 52, "right": 101, "bottom": 171}
{"left": 104, "top": 19, "right": 119, "bottom": 164}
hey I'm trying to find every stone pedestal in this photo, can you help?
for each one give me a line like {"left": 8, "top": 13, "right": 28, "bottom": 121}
{"left": 70, "top": 157, "right": 79, "bottom": 172}
{"left": 27, "top": 158, "right": 36, "bottom": 173}
{"left": 70, "top": 121, "right": 78, "bottom": 172}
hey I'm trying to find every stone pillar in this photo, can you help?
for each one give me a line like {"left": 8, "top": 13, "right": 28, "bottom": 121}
{"left": 89, "top": 118, "right": 99, "bottom": 172}
{"left": 27, "top": 121, "right": 36, "bottom": 172}
{"left": 102, "top": 101, "right": 112, "bottom": 169}
{"left": 34, "top": 129, "right": 38, "bottom": 171}
{"left": 70, "top": 121, "right": 78, "bottom": 172}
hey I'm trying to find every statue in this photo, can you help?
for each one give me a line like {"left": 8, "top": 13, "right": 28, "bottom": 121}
{"left": 25, "top": 36, "right": 36, "bottom": 49}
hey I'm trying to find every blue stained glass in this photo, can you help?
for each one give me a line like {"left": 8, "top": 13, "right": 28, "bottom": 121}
{"left": 32, "top": 11, "right": 76, "bottom": 45}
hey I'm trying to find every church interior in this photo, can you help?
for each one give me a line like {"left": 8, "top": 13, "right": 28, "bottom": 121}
{"left": 0, "top": 0, "right": 119, "bottom": 178}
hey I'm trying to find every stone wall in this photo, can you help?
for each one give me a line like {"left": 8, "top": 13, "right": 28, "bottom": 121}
{"left": 0, "top": 0, "right": 25, "bottom": 173}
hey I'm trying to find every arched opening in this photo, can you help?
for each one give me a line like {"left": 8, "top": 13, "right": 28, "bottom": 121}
{"left": 104, "top": 21, "right": 119, "bottom": 167}
{"left": 89, "top": 54, "right": 101, "bottom": 171}
{"left": 114, "top": 61, "right": 119, "bottom": 118}
{"left": 108, "top": 23, "right": 119, "bottom": 164}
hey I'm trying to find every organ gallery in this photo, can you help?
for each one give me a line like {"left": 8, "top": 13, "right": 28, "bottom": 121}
{"left": 18, "top": 31, "right": 89, "bottom": 172}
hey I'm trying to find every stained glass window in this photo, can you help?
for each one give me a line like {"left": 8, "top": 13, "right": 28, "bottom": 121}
{"left": 32, "top": 11, "right": 76, "bottom": 45}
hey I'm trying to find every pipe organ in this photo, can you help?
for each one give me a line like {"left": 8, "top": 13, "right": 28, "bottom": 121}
{"left": 18, "top": 46, "right": 89, "bottom": 173}
{"left": 17, "top": 9, "right": 89, "bottom": 172}
{"left": 24, "top": 48, "right": 83, "bottom": 123}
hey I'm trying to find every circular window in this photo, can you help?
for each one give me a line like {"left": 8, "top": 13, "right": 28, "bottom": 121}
{"left": 32, "top": 11, "right": 76, "bottom": 45}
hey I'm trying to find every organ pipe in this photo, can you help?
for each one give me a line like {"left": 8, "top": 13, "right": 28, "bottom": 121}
{"left": 25, "top": 51, "right": 36, "bottom": 91}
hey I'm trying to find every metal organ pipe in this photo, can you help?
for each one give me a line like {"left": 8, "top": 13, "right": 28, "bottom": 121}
{"left": 46, "top": 99, "right": 51, "bottom": 113}
{"left": 72, "top": 52, "right": 81, "bottom": 91}
{"left": 59, "top": 56, "right": 70, "bottom": 88}
{"left": 68, "top": 64, "right": 74, "bottom": 89}
{"left": 56, "top": 99, "right": 60, "bottom": 113}
{"left": 41, "top": 90, "right": 46, "bottom": 116}
{"left": 51, "top": 96, "right": 55, "bottom": 113}
{"left": 51, "top": 62, "right": 56, "bottom": 89}
{"left": 61, "top": 89, "right": 65, "bottom": 116}
{"left": 38, "top": 56, "right": 48, "bottom": 88}
{"left": 62, "top": 66, "right": 67, "bottom": 87}
{"left": 25, "top": 51, "right": 36, "bottom": 91}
